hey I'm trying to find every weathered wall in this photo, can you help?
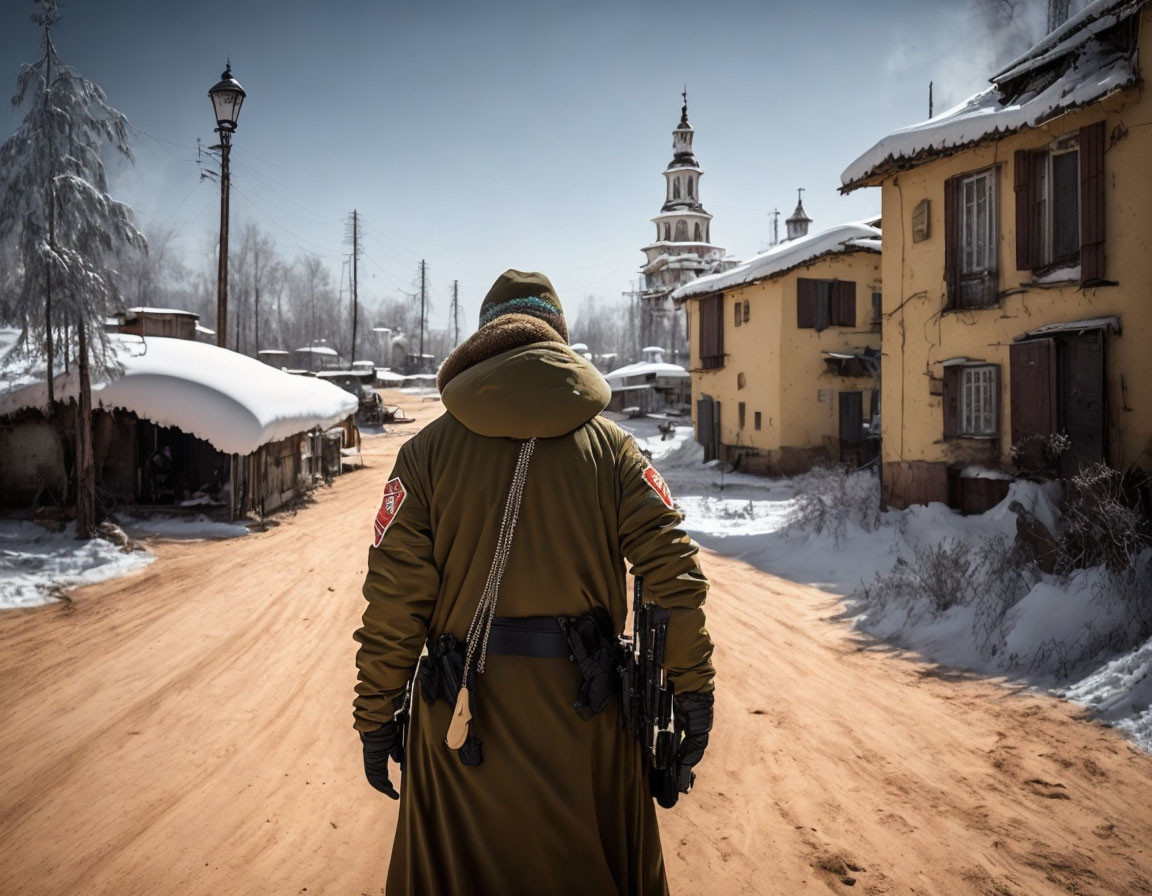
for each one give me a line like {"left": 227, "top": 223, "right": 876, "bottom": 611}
{"left": 0, "top": 414, "right": 67, "bottom": 507}
{"left": 876, "top": 11, "right": 1152, "bottom": 507}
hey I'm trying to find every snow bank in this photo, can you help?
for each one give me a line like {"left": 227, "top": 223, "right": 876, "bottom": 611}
{"left": 1062, "top": 632, "right": 1152, "bottom": 746}
{"left": 671, "top": 223, "right": 881, "bottom": 302}
{"left": 0, "top": 520, "right": 154, "bottom": 610}
{"left": 841, "top": 0, "right": 1142, "bottom": 188}
{"left": 1, "top": 334, "right": 358, "bottom": 455}
{"left": 617, "top": 414, "right": 1152, "bottom": 751}
{"left": 119, "top": 514, "right": 249, "bottom": 540}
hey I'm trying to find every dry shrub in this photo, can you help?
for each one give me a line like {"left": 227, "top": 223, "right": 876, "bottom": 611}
{"left": 787, "top": 465, "right": 880, "bottom": 545}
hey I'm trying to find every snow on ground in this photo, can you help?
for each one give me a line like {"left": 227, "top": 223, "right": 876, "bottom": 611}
{"left": 0, "top": 512, "right": 250, "bottom": 611}
{"left": 619, "top": 414, "right": 1152, "bottom": 752}
{"left": 118, "top": 515, "right": 249, "bottom": 540}
{"left": 0, "top": 520, "right": 154, "bottom": 610}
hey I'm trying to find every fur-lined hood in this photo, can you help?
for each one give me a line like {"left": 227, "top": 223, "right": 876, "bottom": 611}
{"left": 438, "top": 314, "right": 610, "bottom": 439}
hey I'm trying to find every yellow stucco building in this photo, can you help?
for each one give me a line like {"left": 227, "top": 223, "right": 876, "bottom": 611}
{"left": 842, "top": 0, "right": 1152, "bottom": 511}
{"left": 673, "top": 222, "right": 882, "bottom": 474}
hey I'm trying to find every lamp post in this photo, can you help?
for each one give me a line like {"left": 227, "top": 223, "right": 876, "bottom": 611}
{"left": 208, "top": 63, "right": 246, "bottom": 349}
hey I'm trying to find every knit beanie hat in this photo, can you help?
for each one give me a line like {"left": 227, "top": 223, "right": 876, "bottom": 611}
{"left": 477, "top": 269, "right": 569, "bottom": 343}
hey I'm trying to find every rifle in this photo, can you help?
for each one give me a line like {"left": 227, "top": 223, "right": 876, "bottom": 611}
{"left": 391, "top": 675, "right": 414, "bottom": 771}
{"left": 620, "top": 577, "right": 686, "bottom": 799}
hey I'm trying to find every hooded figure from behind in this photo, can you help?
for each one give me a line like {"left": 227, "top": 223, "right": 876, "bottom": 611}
{"left": 354, "top": 269, "right": 715, "bottom": 896}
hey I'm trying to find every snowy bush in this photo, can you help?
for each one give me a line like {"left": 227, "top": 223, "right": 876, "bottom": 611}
{"left": 1056, "top": 464, "right": 1151, "bottom": 574}
{"left": 855, "top": 536, "right": 1028, "bottom": 657}
{"left": 786, "top": 465, "right": 880, "bottom": 544}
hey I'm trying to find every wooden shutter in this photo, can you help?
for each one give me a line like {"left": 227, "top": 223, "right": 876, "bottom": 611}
{"left": 1009, "top": 339, "right": 1056, "bottom": 472}
{"left": 1014, "top": 149, "right": 1035, "bottom": 271}
{"left": 797, "top": 278, "right": 816, "bottom": 328}
{"left": 698, "top": 296, "right": 718, "bottom": 368}
{"left": 714, "top": 295, "right": 725, "bottom": 364}
{"left": 833, "top": 281, "right": 856, "bottom": 327}
{"left": 942, "top": 366, "right": 960, "bottom": 439}
{"left": 944, "top": 178, "right": 960, "bottom": 308}
{"left": 1080, "top": 120, "right": 1106, "bottom": 283}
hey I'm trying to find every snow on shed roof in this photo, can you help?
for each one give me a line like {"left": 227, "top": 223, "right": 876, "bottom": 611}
{"left": 125, "top": 306, "right": 199, "bottom": 317}
{"left": 605, "top": 361, "right": 690, "bottom": 382}
{"left": 841, "top": 0, "right": 1145, "bottom": 190}
{"left": 671, "top": 223, "right": 881, "bottom": 302}
{"left": 0, "top": 333, "right": 358, "bottom": 455}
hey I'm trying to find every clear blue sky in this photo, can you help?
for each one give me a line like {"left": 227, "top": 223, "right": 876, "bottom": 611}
{"left": 0, "top": 0, "right": 1051, "bottom": 333}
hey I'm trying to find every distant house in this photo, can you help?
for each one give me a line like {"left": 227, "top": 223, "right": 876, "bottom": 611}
{"left": 604, "top": 346, "right": 690, "bottom": 414}
{"left": 674, "top": 222, "right": 882, "bottom": 474}
{"left": 108, "top": 306, "right": 216, "bottom": 342}
{"left": 841, "top": 0, "right": 1152, "bottom": 511}
{"left": 0, "top": 330, "right": 359, "bottom": 519}
{"left": 293, "top": 345, "right": 342, "bottom": 372}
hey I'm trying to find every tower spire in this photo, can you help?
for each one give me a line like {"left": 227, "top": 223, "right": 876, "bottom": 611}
{"left": 785, "top": 188, "right": 812, "bottom": 240}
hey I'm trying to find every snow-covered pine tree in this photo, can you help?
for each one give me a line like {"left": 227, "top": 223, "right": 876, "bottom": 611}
{"left": 0, "top": 0, "right": 146, "bottom": 538}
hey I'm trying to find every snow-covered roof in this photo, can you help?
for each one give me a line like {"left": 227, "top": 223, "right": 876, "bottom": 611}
{"left": 605, "top": 361, "right": 690, "bottom": 382}
{"left": 671, "top": 223, "right": 882, "bottom": 301}
{"left": 125, "top": 306, "right": 199, "bottom": 317}
{"left": 296, "top": 345, "right": 339, "bottom": 356}
{"left": 1, "top": 333, "right": 358, "bottom": 455}
{"left": 842, "top": 0, "right": 1146, "bottom": 190}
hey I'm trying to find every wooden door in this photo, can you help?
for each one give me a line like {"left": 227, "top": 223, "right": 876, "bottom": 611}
{"left": 1058, "top": 329, "right": 1106, "bottom": 477}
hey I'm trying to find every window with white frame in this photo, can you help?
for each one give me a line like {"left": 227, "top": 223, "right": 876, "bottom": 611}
{"left": 962, "top": 171, "right": 995, "bottom": 275}
{"left": 947, "top": 168, "right": 999, "bottom": 308}
{"left": 1021, "top": 138, "right": 1080, "bottom": 270}
{"left": 961, "top": 365, "right": 997, "bottom": 436}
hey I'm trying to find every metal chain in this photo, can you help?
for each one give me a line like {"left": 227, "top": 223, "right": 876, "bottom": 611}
{"left": 462, "top": 437, "right": 537, "bottom": 678}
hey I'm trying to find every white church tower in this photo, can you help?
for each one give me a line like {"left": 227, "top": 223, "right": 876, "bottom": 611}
{"left": 637, "top": 91, "right": 734, "bottom": 364}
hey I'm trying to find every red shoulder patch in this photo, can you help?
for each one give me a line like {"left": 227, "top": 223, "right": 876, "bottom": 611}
{"left": 373, "top": 478, "right": 407, "bottom": 547}
{"left": 643, "top": 465, "right": 674, "bottom": 510}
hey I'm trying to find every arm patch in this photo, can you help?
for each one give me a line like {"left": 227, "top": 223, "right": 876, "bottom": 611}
{"left": 373, "top": 477, "right": 408, "bottom": 547}
{"left": 643, "top": 465, "right": 675, "bottom": 510}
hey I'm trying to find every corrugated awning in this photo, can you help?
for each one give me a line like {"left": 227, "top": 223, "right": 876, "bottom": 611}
{"left": 1017, "top": 316, "right": 1121, "bottom": 340}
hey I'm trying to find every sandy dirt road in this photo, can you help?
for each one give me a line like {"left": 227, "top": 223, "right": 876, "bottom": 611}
{"left": 3, "top": 391, "right": 1152, "bottom": 896}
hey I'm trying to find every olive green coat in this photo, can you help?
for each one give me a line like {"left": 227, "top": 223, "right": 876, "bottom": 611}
{"left": 354, "top": 331, "right": 714, "bottom": 896}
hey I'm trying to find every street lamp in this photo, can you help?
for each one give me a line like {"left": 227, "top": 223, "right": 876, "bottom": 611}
{"left": 208, "top": 63, "right": 246, "bottom": 349}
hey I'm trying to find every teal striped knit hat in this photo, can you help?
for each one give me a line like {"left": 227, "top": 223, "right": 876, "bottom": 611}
{"left": 477, "top": 269, "right": 568, "bottom": 342}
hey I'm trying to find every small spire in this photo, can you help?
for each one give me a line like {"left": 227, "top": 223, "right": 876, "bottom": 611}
{"left": 680, "top": 86, "right": 689, "bottom": 126}
{"left": 785, "top": 189, "right": 812, "bottom": 241}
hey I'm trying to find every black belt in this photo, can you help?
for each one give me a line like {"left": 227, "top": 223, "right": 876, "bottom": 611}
{"left": 486, "top": 616, "right": 571, "bottom": 659}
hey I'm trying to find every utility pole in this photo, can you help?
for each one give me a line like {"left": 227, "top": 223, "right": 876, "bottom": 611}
{"left": 346, "top": 209, "right": 361, "bottom": 367}
{"left": 928, "top": 81, "right": 934, "bottom": 119}
{"left": 419, "top": 259, "right": 427, "bottom": 360}
{"left": 451, "top": 279, "right": 460, "bottom": 346}
{"left": 770, "top": 208, "right": 780, "bottom": 247}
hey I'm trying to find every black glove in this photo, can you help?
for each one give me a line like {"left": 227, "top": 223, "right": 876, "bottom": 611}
{"left": 361, "top": 721, "right": 404, "bottom": 799}
{"left": 651, "top": 691, "right": 714, "bottom": 809}
{"left": 675, "top": 691, "right": 714, "bottom": 770}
